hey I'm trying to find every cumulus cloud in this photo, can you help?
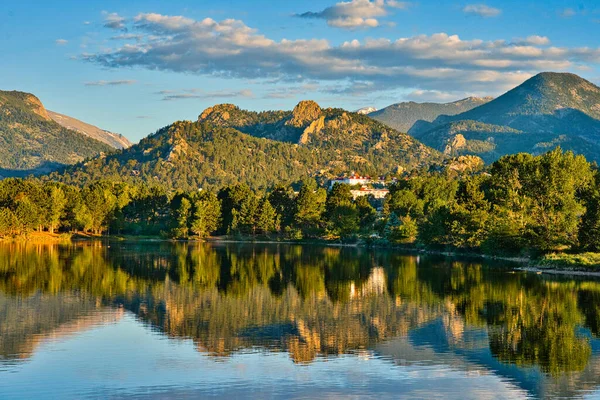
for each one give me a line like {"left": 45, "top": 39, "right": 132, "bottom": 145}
{"left": 463, "top": 4, "right": 501, "bottom": 17}
{"left": 297, "top": 0, "right": 408, "bottom": 29}
{"left": 55, "top": 39, "right": 68, "bottom": 45}
{"left": 110, "top": 33, "right": 143, "bottom": 41}
{"left": 560, "top": 8, "right": 576, "bottom": 18}
{"left": 512, "top": 35, "right": 550, "bottom": 46}
{"left": 405, "top": 90, "right": 465, "bottom": 102}
{"left": 158, "top": 88, "right": 255, "bottom": 101}
{"left": 103, "top": 12, "right": 127, "bottom": 30}
{"left": 82, "top": 13, "right": 600, "bottom": 97}
{"left": 84, "top": 80, "right": 137, "bottom": 86}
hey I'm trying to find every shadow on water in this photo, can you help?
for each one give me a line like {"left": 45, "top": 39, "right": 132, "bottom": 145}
{"left": 1, "top": 241, "right": 600, "bottom": 397}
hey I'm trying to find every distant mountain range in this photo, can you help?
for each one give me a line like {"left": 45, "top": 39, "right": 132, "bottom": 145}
{"left": 4, "top": 71, "right": 600, "bottom": 187}
{"left": 406, "top": 72, "right": 600, "bottom": 162}
{"left": 356, "top": 106, "right": 377, "bottom": 115}
{"left": 47, "top": 110, "right": 131, "bottom": 149}
{"left": 369, "top": 97, "right": 493, "bottom": 133}
{"left": 50, "top": 100, "right": 442, "bottom": 190}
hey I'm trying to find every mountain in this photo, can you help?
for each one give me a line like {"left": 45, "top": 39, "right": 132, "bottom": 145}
{"left": 0, "top": 90, "right": 113, "bottom": 177}
{"left": 356, "top": 106, "right": 377, "bottom": 115}
{"left": 50, "top": 100, "right": 443, "bottom": 190}
{"left": 47, "top": 111, "right": 132, "bottom": 149}
{"left": 408, "top": 72, "right": 600, "bottom": 163}
{"left": 369, "top": 97, "right": 493, "bottom": 133}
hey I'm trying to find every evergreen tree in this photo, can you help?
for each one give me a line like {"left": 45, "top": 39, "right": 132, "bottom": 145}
{"left": 256, "top": 198, "right": 278, "bottom": 234}
{"left": 293, "top": 179, "right": 326, "bottom": 237}
{"left": 169, "top": 196, "right": 192, "bottom": 239}
{"left": 190, "top": 191, "right": 221, "bottom": 237}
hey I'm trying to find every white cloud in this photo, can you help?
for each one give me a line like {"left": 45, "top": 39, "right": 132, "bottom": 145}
{"left": 297, "top": 0, "right": 409, "bottom": 29}
{"left": 463, "top": 4, "right": 501, "bottom": 17}
{"left": 387, "top": 1, "right": 411, "bottom": 9}
{"left": 84, "top": 80, "right": 137, "bottom": 86}
{"left": 405, "top": 90, "right": 463, "bottom": 102}
{"left": 110, "top": 33, "right": 143, "bottom": 41}
{"left": 83, "top": 13, "right": 600, "bottom": 97}
{"left": 103, "top": 12, "right": 127, "bottom": 30}
{"left": 560, "top": 8, "right": 576, "bottom": 17}
{"left": 512, "top": 35, "right": 550, "bottom": 46}
{"left": 55, "top": 39, "right": 68, "bottom": 45}
{"left": 158, "top": 88, "right": 255, "bottom": 101}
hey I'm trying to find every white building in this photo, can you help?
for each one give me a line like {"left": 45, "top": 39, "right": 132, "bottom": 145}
{"left": 329, "top": 173, "right": 372, "bottom": 189}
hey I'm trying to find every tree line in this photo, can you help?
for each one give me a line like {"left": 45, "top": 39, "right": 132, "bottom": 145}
{"left": 3, "top": 147, "right": 600, "bottom": 256}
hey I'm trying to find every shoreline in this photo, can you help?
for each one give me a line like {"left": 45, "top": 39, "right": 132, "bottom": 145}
{"left": 515, "top": 266, "right": 600, "bottom": 278}
{"left": 8, "top": 232, "right": 600, "bottom": 278}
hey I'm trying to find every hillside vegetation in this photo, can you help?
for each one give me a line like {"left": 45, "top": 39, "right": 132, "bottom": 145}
{"left": 0, "top": 90, "right": 112, "bottom": 176}
{"left": 50, "top": 101, "right": 442, "bottom": 190}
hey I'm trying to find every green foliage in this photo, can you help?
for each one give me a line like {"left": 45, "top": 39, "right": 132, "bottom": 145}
{"left": 1, "top": 147, "right": 600, "bottom": 261}
{"left": 293, "top": 180, "right": 326, "bottom": 237}
{"left": 325, "top": 184, "right": 359, "bottom": 238}
{"left": 385, "top": 213, "right": 417, "bottom": 243}
{"left": 190, "top": 191, "right": 221, "bottom": 238}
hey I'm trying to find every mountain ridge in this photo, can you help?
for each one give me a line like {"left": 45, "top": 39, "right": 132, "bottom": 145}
{"left": 407, "top": 72, "right": 600, "bottom": 163}
{"left": 49, "top": 100, "right": 443, "bottom": 190}
{"left": 369, "top": 96, "right": 493, "bottom": 133}
{"left": 47, "top": 110, "right": 132, "bottom": 149}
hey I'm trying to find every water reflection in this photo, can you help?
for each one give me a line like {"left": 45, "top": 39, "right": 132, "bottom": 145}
{"left": 1, "top": 242, "right": 600, "bottom": 398}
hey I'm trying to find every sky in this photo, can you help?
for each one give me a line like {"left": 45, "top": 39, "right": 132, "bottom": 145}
{"left": 1, "top": 0, "right": 600, "bottom": 142}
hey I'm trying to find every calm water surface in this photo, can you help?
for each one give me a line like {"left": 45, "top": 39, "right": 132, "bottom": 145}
{"left": 1, "top": 242, "right": 600, "bottom": 399}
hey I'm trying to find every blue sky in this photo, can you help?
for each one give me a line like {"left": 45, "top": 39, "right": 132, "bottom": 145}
{"left": 1, "top": 0, "right": 599, "bottom": 142}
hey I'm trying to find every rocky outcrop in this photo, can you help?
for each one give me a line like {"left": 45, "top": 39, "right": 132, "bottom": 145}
{"left": 24, "top": 94, "right": 51, "bottom": 120}
{"left": 286, "top": 100, "right": 322, "bottom": 128}
{"left": 199, "top": 104, "right": 239, "bottom": 123}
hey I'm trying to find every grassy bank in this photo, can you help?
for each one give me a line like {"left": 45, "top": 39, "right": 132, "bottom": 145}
{"left": 0, "top": 231, "right": 73, "bottom": 243}
{"left": 534, "top": 252, "right": 600, "bottom": 271}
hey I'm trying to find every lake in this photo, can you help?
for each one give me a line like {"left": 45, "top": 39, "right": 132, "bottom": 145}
{"left": 1, "top": 242, "right": 599, "bottom": 399}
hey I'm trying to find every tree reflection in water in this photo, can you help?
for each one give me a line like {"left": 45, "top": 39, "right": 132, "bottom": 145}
{"left": 0, "top": 241, "right": 599, "bottom": 379}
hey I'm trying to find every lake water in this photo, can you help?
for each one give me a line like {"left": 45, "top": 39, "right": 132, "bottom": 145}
{"left": 1, "top": 242, "right": 600, "bottom": 399}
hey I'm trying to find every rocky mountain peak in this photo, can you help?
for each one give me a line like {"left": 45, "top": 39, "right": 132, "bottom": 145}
{"left": 286, "top": 100, "right": 322, "bottom": 128}
{"left": 23, "top": 93, "right": 51, "bottom": 120}
{"left": 198, "top": 104, "right": 240, "bottom": 122}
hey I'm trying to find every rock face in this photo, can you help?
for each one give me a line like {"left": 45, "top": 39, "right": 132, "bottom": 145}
{"left": 286, "top": 100, "right": 322, "bottom": 128}
{"left": 47, "top": 111, "right": 132, "bottom": 149}
{"left": 407, "top": 72, "right": 600, "bottom": 163}
{"left": 23, "top": 94, "right": 51, "bottom": 120}
{"left": 199, "top": 104, "right": 239, "bottom": 123}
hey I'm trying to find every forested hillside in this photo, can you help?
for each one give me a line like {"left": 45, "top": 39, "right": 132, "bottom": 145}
{"left": 50, "top": 101, "right": 443, "bottom": 191}
{"left": 0, "top": 90, "right": 112, "bottom": 176}
{"left": 4, "top": 148, "right": 600, "bottom": 258}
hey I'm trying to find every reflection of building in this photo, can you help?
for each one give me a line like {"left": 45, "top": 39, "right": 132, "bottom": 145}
{"left": 350, "top": 267, "right": 386, "bottom": 299}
